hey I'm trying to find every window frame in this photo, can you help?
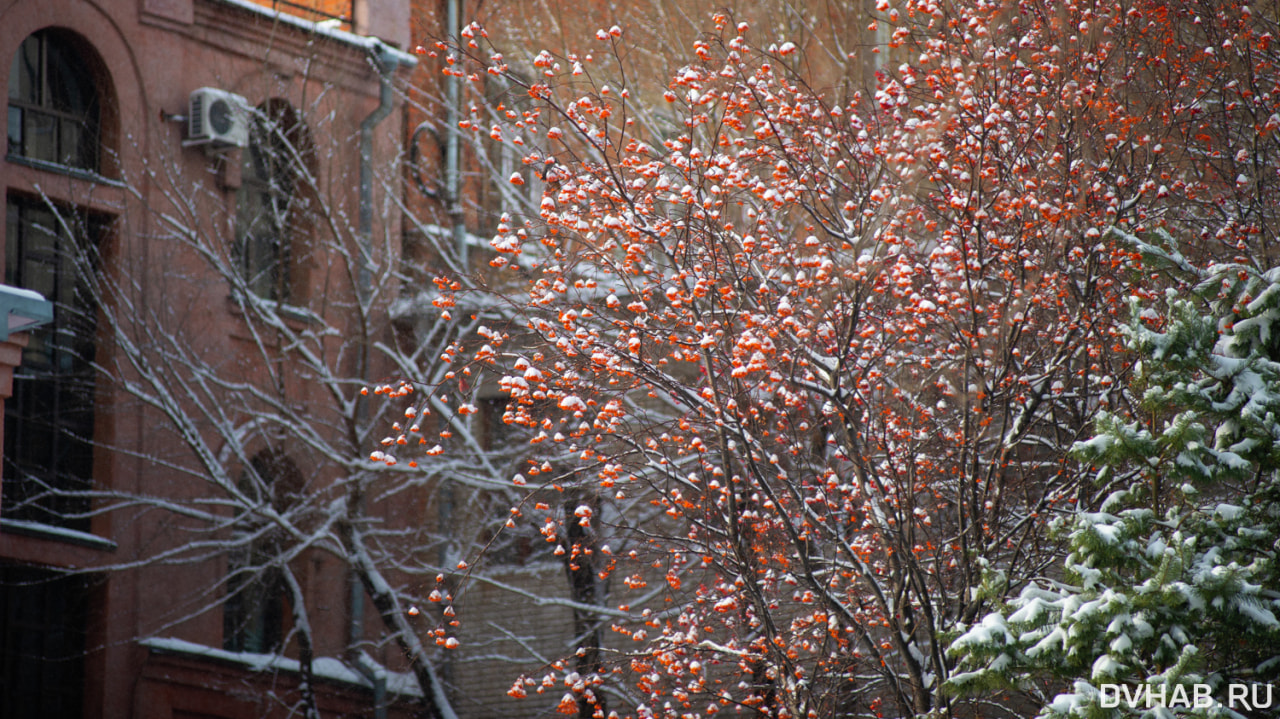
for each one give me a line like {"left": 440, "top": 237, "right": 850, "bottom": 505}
{"left": 234, "top": 101, "right": 312, "bottom": 305}
{"left": 222, "top": 539, "right": 286, "bottom": 655}
{"left": 6, "top": 28, "right": 105, "bottom": 174}
{"left": 222, "top": 452, "right": 299, "bottom": 654}
{"left": 3, "top": 195, "right": 102, "bottom": 533}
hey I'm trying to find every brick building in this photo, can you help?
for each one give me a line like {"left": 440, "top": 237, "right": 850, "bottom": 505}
{"left": 0, "top": 0, "right": 439, "bottom": 716}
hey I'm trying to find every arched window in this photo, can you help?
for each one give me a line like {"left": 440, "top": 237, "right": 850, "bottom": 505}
{"left": 235, "top": 101, "right": 311, "bottom": 303}
{"left": 7, "top": 29, "right": 106, "bottom": 172}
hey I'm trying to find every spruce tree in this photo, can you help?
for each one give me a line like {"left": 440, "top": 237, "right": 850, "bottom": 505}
{"left": 947, "top": 233, "right": 1280, "bottom": 718}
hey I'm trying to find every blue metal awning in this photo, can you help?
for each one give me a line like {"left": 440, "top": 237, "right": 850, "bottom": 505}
{"left": 0, "top": 285, "right": 54, "bottom": 342}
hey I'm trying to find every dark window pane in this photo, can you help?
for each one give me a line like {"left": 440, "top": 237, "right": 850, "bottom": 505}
{"left": 22, "top": 110, "right": 57, "bottom": 164}
{"left": 42, "top": 39, "right": 92, "bottom": 115}
{"left": 0, "top": 565, "right": 88, "bottom": 719}
{"left": 3, "top": 197, "right": 98, "bottom": 531}
{"left": 7, "top": 106, "right": 21, "bottom": 153}
{"left": 223, "top": 561, "right": 284, "bottom": 654}
{"left": 4, "top": 200, "right": 15, "bottom": 265}
{"left": 223, "top": 455, "right": 296, "bottom": 653}
{"left": 59, "top": 118, "right": 81, "bottom": 167}
{"left": 6, "top": 43, "right": 17, "bottom": 100}
{"left": 235, "top": 105, "right": 304, "bottom": 303}
{"left": 9, "top": 35, "right": 40, "bottom": 102}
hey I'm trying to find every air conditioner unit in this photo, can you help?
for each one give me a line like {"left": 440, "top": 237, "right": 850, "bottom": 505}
{"left": 187, "top": 87, "right": 250, "bottom": 149}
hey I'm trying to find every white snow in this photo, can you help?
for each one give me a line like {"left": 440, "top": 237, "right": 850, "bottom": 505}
{"left": 0, "top": 517, "right": 118, "bottom": 550}
{"left": 1090, "top": 653, "right": 1124, "bottom": 680}
{"left": 1214, "top": 503, "right": 1245, "bottom": 521}
{"left": 1007, "top": 597, "right": 1052, "bottom": 625}
{"left": 0, "top": 285, "right": 48, "bottom": 302}
{"left": 214, "top": 0, "right": 420, "bottom": 66}
{"left": 140, "top": 637, "right": 423, "bottom": 697}
{"left": 1091, "top": 523, "right": 1121, "bottom": 545}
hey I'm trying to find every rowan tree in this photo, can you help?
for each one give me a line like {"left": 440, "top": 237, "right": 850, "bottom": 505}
{"left": 386, "top": 1, "right": 1280, "bottom": 717}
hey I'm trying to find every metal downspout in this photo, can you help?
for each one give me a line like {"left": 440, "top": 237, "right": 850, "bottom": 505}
{"left": 359, "top": 39, "right": 401, "bottom": 301}
{"left": 353, "top": 39, "right": 400, "bottom": 719}
{"left": 439, "top": 5, "right": 463, "bottom": 702}
{"left": 354, "top": 651, "right": 389, "bottom": 719}
{"left": 445, "top": 0, "right": 467, "bottom": 267}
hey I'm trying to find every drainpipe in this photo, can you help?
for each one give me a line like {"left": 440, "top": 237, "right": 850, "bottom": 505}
{"left": 359, "top": 39, "right": 402, "bottom": 303}
{"left": 348, "top": 578, "right": 386, "bottom": 719}
{"left": 445, "top": 0, "right": 467, "bottom": 268}
{"left": 353, "top": 651, "right": 389, "bottom": 719}
{"left": 355, "top": 39, "right": 400, "bottom": 435}
{"left": 439, "top": 1, "right": 463, "bottom": 700}
{"left": 353, "top": 39, "right": 401, "bottom": 719}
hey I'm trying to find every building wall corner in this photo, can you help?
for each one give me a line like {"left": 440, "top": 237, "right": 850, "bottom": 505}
{"left": 354, "top": 0, "right": 410, "bottom": 50}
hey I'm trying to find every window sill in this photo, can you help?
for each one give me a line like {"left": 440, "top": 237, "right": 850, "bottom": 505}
{"left": 0, "top": 517, "right": 117, "bottom": 551}
{"left": 5, "top": 153, "right": 124, "bottom": 187}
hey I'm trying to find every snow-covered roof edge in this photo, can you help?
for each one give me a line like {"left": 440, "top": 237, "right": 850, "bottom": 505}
{"left": 141, "top": 637, "right": 423, "bottom": 698}
{"left": 213, "top": 0, "right": 420, "bottom": 67}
